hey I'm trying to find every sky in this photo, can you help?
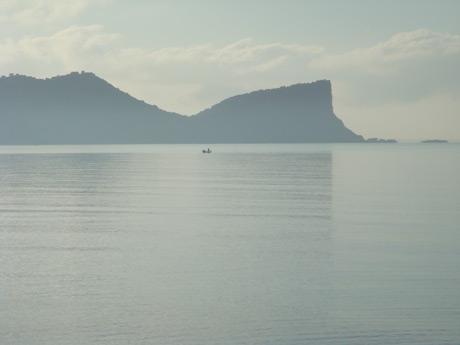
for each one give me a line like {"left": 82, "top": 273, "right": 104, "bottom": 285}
{"left": 1, "top": 0, "right": 459, "bottom": 141}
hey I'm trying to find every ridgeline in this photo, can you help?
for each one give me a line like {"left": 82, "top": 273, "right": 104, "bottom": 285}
{"left": 0, "top": 72, "right": 365, "bottom": 144}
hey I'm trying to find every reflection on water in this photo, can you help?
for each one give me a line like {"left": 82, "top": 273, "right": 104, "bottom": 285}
{"left": 1, "top": 144, "right": 459, "bottom": 344}
{"left": 1, "top": 146, "right": 336, "bottom": 345}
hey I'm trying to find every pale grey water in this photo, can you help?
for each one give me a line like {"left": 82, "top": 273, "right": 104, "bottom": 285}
{"left": 1, "top": 144, "right": 459, "bottom": 345}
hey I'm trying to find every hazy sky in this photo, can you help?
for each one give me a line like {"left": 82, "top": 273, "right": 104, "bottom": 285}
{"left": 1, "top": 0, "right": 459, "bottom": 140}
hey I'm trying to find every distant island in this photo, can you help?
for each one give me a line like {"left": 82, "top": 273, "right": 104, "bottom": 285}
{"left": 0, "top": 72, "right": 392, "bottom": 145}
{"left": 365, "top": 138, "right": 397, "bottom": 143}
{"left": 421, "top": 139, "right": 448, "bottom": 143}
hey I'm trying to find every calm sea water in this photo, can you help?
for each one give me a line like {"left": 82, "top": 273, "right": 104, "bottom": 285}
{"left": 1, "top": 144, "right": 459, "bottom": 345}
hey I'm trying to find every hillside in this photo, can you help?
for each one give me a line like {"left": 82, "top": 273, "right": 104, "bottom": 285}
{"left": 0, "top": 72, "right": 186, "bottom": 144}
{"left": 0, "top": 72, "right": 364, "bottom": 144}
{"left": 191, "top": 80, "right": 363, "bottom": 143}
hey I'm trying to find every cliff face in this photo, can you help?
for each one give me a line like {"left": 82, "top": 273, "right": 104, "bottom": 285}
{"left": 0, "top": 72, "right": 364, "bottom": 144}
{"left": 191, "top": 80, "right": 363, "bottom": 143}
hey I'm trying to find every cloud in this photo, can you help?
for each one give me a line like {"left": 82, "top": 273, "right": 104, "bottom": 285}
{"left": 130, "top": 38, "right": 323, "bottom": 72}
{"left": 1, "top": 25, "right": 459, "bottom": 140}
{"left": 0, "top": 25, "right": 120, "bottom": 74}
{"left": 0, "top": 0, "right": 111, "bottom": 27}
{"left": 204, "top": 38, "right": 323, "bottom": 65}
{"left": 310, "top": 29, "right": 460, "bottom": 75}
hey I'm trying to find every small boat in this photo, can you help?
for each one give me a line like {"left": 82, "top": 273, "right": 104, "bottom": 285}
{"left": 202, "top": 148, "right": 212, "bottom": 153}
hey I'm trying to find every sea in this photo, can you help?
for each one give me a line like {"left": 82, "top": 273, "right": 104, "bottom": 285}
{"left": 1, "top": 143, "right": 459, "bottom": 345}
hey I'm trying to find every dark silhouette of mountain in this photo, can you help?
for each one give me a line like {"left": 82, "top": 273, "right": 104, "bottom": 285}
{"left": 190, "top": 81, "right": 363, "bottom": 143}
{"left": 0, "top": 72, "right": 186, "bottom": 144}
{"left": 0, "top": 72, "right": 364, "bottom": 144}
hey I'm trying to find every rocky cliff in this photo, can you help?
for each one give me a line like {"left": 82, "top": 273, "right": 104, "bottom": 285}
{"left": 0, "top": 72, "right": 364, "bottom": 144}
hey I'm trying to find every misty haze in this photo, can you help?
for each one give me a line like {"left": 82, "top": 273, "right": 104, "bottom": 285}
{"left": 1, "top": 1, "right": 460, "bottom": 345}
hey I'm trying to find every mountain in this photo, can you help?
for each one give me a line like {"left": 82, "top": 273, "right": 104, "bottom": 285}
{"left": 190, "top": 80, "right": 362, "bottom": 143}
{"left": 0, "top": 72, "right": 186, "bottom": 144}
{"left": 0, "top": 72, "right": 364, "bottom": 144}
